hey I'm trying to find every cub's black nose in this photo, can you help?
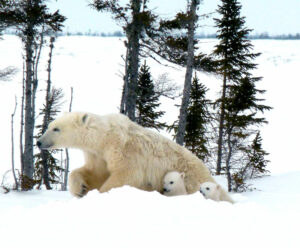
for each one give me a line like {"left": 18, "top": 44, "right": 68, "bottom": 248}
{"left": 37, "top": 141, "right": 41, "bottom": 148}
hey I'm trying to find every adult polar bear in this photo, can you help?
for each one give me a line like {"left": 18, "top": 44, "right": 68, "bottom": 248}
{"left": 37, "top": 112, "right": 216, "bottom": 197}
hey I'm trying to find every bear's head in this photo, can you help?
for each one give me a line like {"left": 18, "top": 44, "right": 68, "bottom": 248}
{"left": 199, "top": 182, "right": 220, "bottom": 199}
{"left": 37, "top": 112, "right": 90, "bottom": 150}
{"left": 163, "top": 171, "right": 185, "bottom": 194}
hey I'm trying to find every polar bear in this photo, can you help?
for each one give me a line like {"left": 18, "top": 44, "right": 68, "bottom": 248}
{"left": 163, "top": 171, "right": 187, "bottom": 196}
{"left": 200, "top": 182, "right": 234, "bottom": 204}
{"left": 37, "top": 112, "right": 218, "bottom": 197}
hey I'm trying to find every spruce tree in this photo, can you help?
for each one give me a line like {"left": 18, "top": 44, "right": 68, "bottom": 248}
{"left": 150, "top": 0, "right": 216, "bottom": 145}
{"left": 213, "top": 0, "right": 269, "bottom": 175}
{"left": 168, "top": 74, "right": 211, "bottom": 161}
{"left": 92, "top": 0, "right": 215, "bottom": 122}
{"left": 174, "top": 0, "right": 199, "bottom": 146}
{"left": 184, "top": 74, "right": 211, "bottom": 161}
{"left": 213, "top": 0, "right": 271, "bottom": 191}
{"left": 232, "top": 132, "right": 270, "bottom": 192}
{"left": 34, "top": 37, "right": 64, "bottom": 189}
{"left": 149, "top": 2, "right": 216, "bottom": 73}
{"left": 92, "top": 0, "right": 157, "bottom": 121}
{"left": 136, "top": 61, "right": 165, "bottom": 130}
{"left": 34, "top": 87, "right": 64, "bottom": 189}
{"left": 0, "top": 0, "right": 65, "bottom": 190}
{"left": 0, "top": 1, "right": 18, "bottom": 82}
{"left": 246, "top": 131, "right": 270, "bottom": 179}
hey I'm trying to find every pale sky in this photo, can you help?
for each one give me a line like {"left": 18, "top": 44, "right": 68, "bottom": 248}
{"left": 48, "top": 0, "right": 300, "bottom": 35}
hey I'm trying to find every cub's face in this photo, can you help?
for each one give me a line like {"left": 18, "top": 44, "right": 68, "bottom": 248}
{"left": 37, "top": 113, "right": 88, "bottom": 150}
{"left": 200, "top": 182, "right": 219, "bottom": 198}
{"left": 163, "top": 171, "right": 185, "bottom": 193}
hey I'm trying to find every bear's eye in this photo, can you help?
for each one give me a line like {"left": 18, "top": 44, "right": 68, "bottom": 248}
{"left": 206, "top": 187, "right": 210, "bottom": 191}
{"left": 53, "top": 127, "right": 60, "bottom": 132}
{"left": 170, "top": 181, "right": 174, "bottom": 184}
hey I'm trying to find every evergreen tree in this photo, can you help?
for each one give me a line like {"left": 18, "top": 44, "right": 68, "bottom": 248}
{"left": 149, "top": 0, "right": 216, "bottom": 145}
{"left": 213, "top": 0, "right": 270, "bottom": 176}
{"left": 0, "top": 0, "right": 16, "bottom": 29}
{"left": 212, "top": 0, "right": 271, "bottom": 191}
{"left": 0, "top": 67, "right": 17, "bottom": 81}
{"left": 0, "top": 0, "right": 65, "bottom": 190}
{"left": 34, "top": 37, "right": 64, "bottom": 190}
{"left": 168, "top": 74, "right": 211, "bottom": 161}
{"left": 34, "top": 87, "right": 64, "bottom": 189}
{"left": 175, "top": 0, "right": 199, "bottom": 146}
{"left": 0, "top": 1, "right": 17, "bottom": 82}
{"left": 136, "top": 61, "right": 165, "bottom": 130}
{"left": 184, "top": 74, "right": 211, "bottom": 161}
{"left": 246, "top": 131, "right": 270, "bottom": 179}
{"left": 92, "top": 0, "right": 156, "bottom": 121}
{"left": 222, "top": 76, "right": 271, "bottom": 191}
{"left": 92, "top": 0, "right": 215, "bottom": 122}
{"left": 147, "top": 3, "right": 216, "bottom": 73}
{"left": 0, "top": 1, "right": 4, "bottom": 36}
{"left": 232, "top": 131, "right": 270, "bottom": 192}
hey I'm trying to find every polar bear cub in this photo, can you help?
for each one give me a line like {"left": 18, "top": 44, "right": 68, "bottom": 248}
{"left": 200, "top": 182, "right": 234, "bottom": 204}
{"left": 163, "top": 171, "right": 187, "bottom": 196}
{"left": 162, "top": 171, "right": 234, "bottom": 203}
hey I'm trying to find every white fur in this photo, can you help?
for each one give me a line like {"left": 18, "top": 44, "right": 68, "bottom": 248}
{"left": 200, "top": 182, "right": 234, "bottom": 204}
{"left": 163, "top": 171, "right": 187, "bottom": 196}
{"left": 38, "top": 112, "right": 218, "bottom": 197}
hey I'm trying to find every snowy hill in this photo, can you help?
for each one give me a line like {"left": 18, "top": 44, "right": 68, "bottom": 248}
{"left": 0, "top": 35, "right": 300, "bottom": 247}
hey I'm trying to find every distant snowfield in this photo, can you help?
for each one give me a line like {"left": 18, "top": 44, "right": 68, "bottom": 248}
{"left": 0, "top": 35, "right": 300, "bottom": 247}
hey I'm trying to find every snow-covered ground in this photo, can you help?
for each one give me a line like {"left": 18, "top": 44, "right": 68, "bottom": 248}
{"left": 0, "top": 173, "right": 299, "bottom": 248}
{"left": 0, "top": 35, "right": 300, "bottom": 247}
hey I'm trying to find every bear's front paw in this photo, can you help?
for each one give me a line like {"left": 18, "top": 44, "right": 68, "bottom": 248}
{"left": 73, "top": 183, "right": 88, "bottom": 198}
{"left": 79, "top": 184, "right": 88, "bottom": 197}
{"left": 69, "top": 172, "right": 89, "bottom": 198}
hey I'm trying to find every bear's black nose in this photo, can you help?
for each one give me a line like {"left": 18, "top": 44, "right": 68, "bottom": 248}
{"left": 37, "top": 141, "right": 41, "bottom": 148}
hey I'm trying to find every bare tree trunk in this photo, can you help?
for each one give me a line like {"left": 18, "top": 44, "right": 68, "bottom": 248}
{"left": 40, "top": 37, "right": 54, "bottom": 190}
{"left": 11, "top": 96, "right": 18, "bottom": 190}
{"left": 225, "top": 128, "right": 233, "bottom": 192}
{"left": 20, "top": 62, "right": 25, "bottom": 175}
{"left": 124, "top": 0, "right": 142, "bottom": 121}
{"left": 216, "top": 74, "right": 227, "bottom": 174}
{"left": 22, "top": 28, "right": 35, "bottom": 190}
{"left": 120, "top": 46, "right": 129, "bottom": 114}
{"left": 31, "top": 31, "right": 44, "bottom": 123}
{"left": 62, "top": 87, "right": 73, "bottom": 191}
{"left": 176, "top": 0, "right": 199, "bottom": 145}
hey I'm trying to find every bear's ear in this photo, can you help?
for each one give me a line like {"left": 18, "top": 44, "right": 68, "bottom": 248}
{"left": 216, "top": 184, "right": 220, "bottom": 190}
{"left": 82, "top": 114, "right": 88, "bottom": 124}
{"left": 180, "top": 172, "right": 185, "bottom": 179}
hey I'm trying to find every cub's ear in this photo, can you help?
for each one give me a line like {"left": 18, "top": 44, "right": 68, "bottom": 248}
{"left": 180, "top": 172, "right": 185, "bottom": 179}
{"left": 216, "top": 184, "right": 220, "bottom": 190}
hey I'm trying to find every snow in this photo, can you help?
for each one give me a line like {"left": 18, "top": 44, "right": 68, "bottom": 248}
{"left": 1, "top": 35, "right": 300, "bottom": 247}
{"left": 1, "top": 179, "right": 299, "bottom": 247}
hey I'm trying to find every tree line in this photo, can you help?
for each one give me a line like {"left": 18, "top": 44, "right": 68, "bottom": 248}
{"left": 5, "top": 24, "right": 300, "bottom": 40}
{"left": 0, "top": 0, "right": 271, "bottom": 193}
